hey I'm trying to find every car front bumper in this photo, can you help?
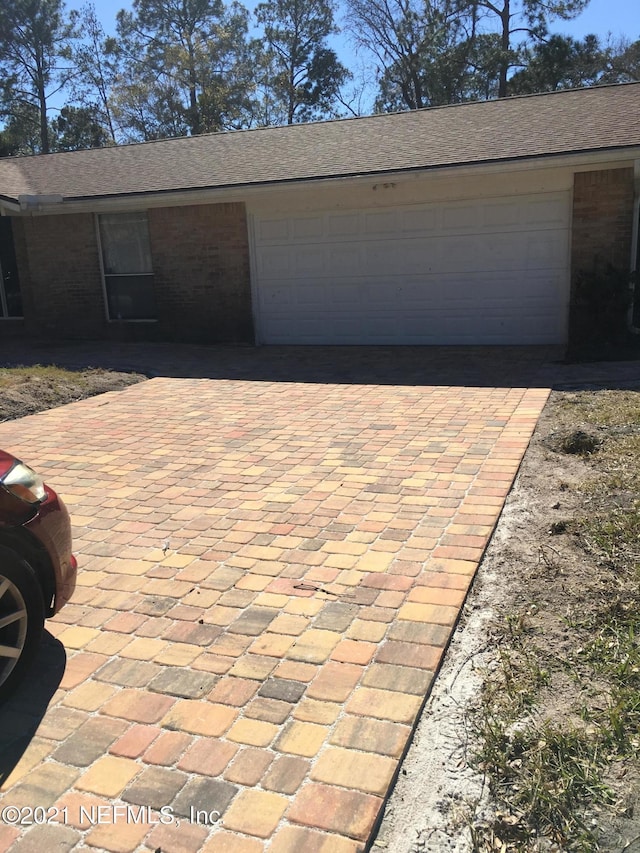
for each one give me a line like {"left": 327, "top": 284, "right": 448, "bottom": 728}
{"left": 24, "top": 487, "right": 77, "bottom": 614}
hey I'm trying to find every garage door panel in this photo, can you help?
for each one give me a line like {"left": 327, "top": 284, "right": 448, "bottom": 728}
{"left": 481, "top": 234, "right": 526, "bottom": 269}
{"left": 294, "top": 282, "right": 328, "bottom": 307}
{"left": 366, "top": 244, "right": 400, "bottom": 274}
{"left": 293, "top": 246, "right": 325, "bottom": 274}
{"left": 260, "top": 282, "right": 294, "bottom": 307}
{"left": 442, "top": 204, "right": 479, "bottom": 230}
{"left": 362, "top": 280, "right": 400, "bottom": 306}
{"left": 328, "top": 282, "right": 362, "bottom": 304}
{"left": 329, "top": 245, "right": 362, "bottom": 275}
{"left": 292, "top": 217, "right": 324, "bottom": 239}
{"left": 482, "top": 201, "right": 522, "bottom": 228}
{"left": 257, "top": 218, "right": 290, "bottom": 242}
{"left": 401, "top": 245, "right": 433, "bottom": 274}
{"left": 253, "top": 191, "right": 569, "bottom": 345}
{"left": 521, "top": 270, "right": 566, "bottom": 298}
{"left": 437, "top": 236, "right": 484, "bottom": 272}
{"left": 327, "top": 213, "right": 360, "bottom": 237}
{"left": 364, "top": 210, "right": 398, "bottom": 234}
{"left": 525, "top": 232, "right": 567, "bottom": 268}
{"left": 401, "top": 279, "right": 446, "bottom": 306}
{"left": 526, "top": 197, "right": 568, "bottom": 225}
{"left": 401, "top": 208, "right": 438, "bottom": 233}
{"left": 257, "top": 246, "right": 290, "bottom": 276}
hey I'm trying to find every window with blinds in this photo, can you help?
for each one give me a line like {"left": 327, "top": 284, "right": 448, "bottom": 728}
{"left": 98, "top": 212, "right": 156, "bottom": 321}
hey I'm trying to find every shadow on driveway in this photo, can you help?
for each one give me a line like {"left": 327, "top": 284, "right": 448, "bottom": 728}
{"left": 1, "top": 341, "right": 639, "bottom": 392}
{"left": 0, "top": 634, "right": 66, "bottom": 786}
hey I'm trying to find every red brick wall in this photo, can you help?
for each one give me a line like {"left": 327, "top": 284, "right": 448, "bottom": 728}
{"left": 571, "top": 168, "right": 635, "bottom": 273}
{"left": 7, "top": 201, "right": 254, "bottom": 344}
{"left": 148, "top": 202, "right": 254, "bottom": 343}
{"left": 9, "top": 179, "right": 633, "bottom": 346}
{"left": 14, "top": 213, "right": 106, "bottom": 339}
{"left": 569, "top": 168, "right": 635, "bottom": 346}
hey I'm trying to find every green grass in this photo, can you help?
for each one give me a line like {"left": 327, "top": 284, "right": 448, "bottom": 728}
{"left": 470, "top": 388, "right": 640, "bottom": 852}
{"left": 473, "top": 719, "right": 615, "bottom": 851}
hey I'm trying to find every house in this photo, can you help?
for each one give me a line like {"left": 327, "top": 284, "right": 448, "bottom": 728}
{"left": 0, "top": 83, "right": 638, "bottom": 346}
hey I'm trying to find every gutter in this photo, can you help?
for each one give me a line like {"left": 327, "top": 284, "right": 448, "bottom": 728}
{"left": 18, "top": 194, "right": 64, "bottom": 211}
{"left": 0, "top": 195, "right": 21, "bottom": 215}
{"left": 3, "top": 145, "right": 640, "bottom": 217}
{"left": 1, "top": 194, "right": 65, "bottom": 215}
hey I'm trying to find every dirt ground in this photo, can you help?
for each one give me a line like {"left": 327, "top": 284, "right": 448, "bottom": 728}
{"left": 0, "top": 367, "right": 145, "bottom": 422}
{"left": 374, "top": 387, "right": 640, "bottom": 853}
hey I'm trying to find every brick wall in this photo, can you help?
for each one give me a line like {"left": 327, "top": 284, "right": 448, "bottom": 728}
{"left": 569, "top": 168, "right": 635, "bottom": 346}
{"left": 148, "top": 202, "right": 254, "bottom": 344}
{"left": 7, "top": 201, "right": 254, "bottom": 344}
{"left": 14, "top": 213, "right": 106, "bottom": 339}
{"left": 571, "top": 168, "right": 635, "bottom": 273}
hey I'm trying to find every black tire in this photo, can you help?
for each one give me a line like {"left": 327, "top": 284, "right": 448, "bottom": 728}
{"left": 0, "top": 546, "right": 45, "bottom": 701}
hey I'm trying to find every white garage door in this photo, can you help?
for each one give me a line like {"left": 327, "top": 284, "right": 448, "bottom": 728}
{"left": 252, "top": 192, "right": 570, "bottom": 345}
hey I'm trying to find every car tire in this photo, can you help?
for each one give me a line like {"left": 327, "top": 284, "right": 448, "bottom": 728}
{"left": 0, "top": 546, "right": 45, "bottom": 701}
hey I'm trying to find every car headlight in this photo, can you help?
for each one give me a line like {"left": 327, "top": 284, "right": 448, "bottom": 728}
{"left": 0, "top": 461, "right": 47, "bottom": 504}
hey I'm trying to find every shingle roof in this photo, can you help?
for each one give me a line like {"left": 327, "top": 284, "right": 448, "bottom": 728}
{"left": 1, "top": 83, "right": 639, "bottom": 204}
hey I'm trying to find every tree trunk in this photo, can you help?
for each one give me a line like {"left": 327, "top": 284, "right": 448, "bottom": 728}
{"left": 36, "top": 53, "right": 49, "bottom": 154}
{"left": 498, "top": 0, "right": 510, "bottom": 98}
{"left": 187, "top": 38, "right": 200, "bottom": 135}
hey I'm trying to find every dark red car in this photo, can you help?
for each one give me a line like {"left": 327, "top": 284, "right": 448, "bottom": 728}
{"left": 0, "top": 450, "right": 77, "bottom": 699}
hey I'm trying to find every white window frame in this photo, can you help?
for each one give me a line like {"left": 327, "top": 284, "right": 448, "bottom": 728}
{"left": 96, "top": 212, "right": 157, "bottom": 323}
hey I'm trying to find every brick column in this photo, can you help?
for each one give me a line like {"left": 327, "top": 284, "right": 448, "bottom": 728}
{"left": 571, "top": 167, "right": 634, "bottom": 273}
{"left": 148, "top": 202, "right": 254, "bottom": 344}
{"left": 569, "top": 167, "right": 635, "bottom": 347}
{"left": 17, "top": 213, "right": 106, "bottom": 339}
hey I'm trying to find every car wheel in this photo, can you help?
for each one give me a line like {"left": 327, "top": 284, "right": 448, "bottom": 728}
{"left": 0, "top": 546, "right": 45, "bottom": 701}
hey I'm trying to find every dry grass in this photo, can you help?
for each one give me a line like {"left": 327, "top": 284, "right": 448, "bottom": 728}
{"left": 470, "top": 388, "right": 640, "bottom": 852}
{"left": 0, "top": 364, "right": 145, "bottom": 422}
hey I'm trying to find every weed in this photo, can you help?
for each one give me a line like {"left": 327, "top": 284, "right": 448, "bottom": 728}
{"left": 469, "top": 388, "right": 640, "bottom": 851}
{"left": 474, "top": 717, "right": 614, "bottom": 851}
{"left": 0, "top": 364, "right": 99, "bottom": 389}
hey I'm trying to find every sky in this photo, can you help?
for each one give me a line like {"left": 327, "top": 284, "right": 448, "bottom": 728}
{"left": 77, "top": 0, "right": 640, "bottom": 46}
{"left": 53, "top": 0, "right": 638, "bottom": 117}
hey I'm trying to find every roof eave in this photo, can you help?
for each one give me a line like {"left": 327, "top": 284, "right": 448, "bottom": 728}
{"left": 6, "top": 143, "right": 640, "bottom": 216}
{"left": 0, "top": 194, "right": 21, "bottom": 213}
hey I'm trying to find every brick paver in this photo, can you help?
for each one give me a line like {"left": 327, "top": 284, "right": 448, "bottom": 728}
{"left": 0, "top": 346, "right": 550, "bottom": 851}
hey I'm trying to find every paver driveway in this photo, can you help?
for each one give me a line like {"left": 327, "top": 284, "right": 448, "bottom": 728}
{"left": 0, "top": 362, "right": 549, "bottom": 853}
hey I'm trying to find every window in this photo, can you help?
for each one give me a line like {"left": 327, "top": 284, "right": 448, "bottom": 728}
{"left": 98, "top": 212, "right": 156, "bottom": 320}
{"left": 0, "top": 218, "right": 23, "bottom": 318}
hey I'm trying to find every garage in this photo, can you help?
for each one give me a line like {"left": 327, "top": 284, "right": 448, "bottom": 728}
{"left": 0, "top": 83, "right": 637, "bottom": 348}
{"left": 252, "top": 190, "right": 571, "bottom": 345}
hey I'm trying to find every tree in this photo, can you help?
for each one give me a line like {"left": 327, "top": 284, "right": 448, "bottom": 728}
{"left": 509, "top": 33, "right": 640, "bottom": 94}
{"left": 605, "top": 37, "right": 640, "bottom": 83}
{"left": 509, "top": 33, "right": 604, "bottom": 92}
{"left": 68, "top": 4, "right": 118, "bottom": 144}
{"left": 0, "top": 102, "right": 41, "bottom": 155}
{"left": 111, "top": 0, "right": 256, "bottom": 139}
{"left": 51, "top": 103, "right": 111, "bottom": 150}
{"left": 116, "top": 0, "right": 221, "bottom": 136}
{"left": 109, "top": 75, "right": 189, "bottom": 141}
{"left": 346, "top": 0, "right": 469, "bottom": 111}
{"left": 255, "top": 0, "right": 349, "bottom": 124}
{"left": 194, "top": 2, "right": 262, "bottom": 131}
{"left": 0, "top": 0, "right": 76, "bottom": 154}
{"left": 470, "top": 0, "right": 590, "bottom": 97}
{"left": 347, "top": 0, "right": 595, "bottom": 110}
